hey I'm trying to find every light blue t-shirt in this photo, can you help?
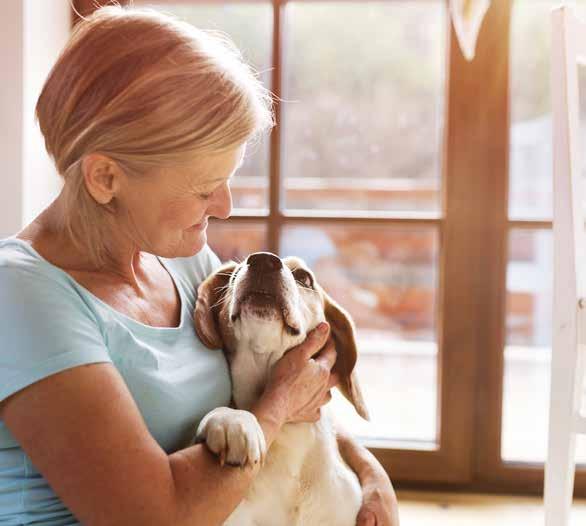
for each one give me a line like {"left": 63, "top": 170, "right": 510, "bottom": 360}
{"left": 0, "top": 237, "right": 232, "bottom": 525}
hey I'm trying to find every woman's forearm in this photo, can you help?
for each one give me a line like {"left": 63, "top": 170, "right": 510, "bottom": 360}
{"left": 169, "top": 443, "right": 254, "bottom": 526}
{"left": 168, "top": 398, "right": 285, "bottom": 526}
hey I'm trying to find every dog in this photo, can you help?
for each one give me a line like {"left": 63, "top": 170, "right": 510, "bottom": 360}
{"left": 192, "top": 251, "right": 370, "bottom": 525}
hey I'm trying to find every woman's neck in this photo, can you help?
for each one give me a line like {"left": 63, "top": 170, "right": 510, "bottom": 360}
{"left": 19, "top": 195, "right": 147, "bottom": 286}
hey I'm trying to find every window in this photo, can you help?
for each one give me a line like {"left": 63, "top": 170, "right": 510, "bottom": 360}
{"left": 73, "top": 0, "right": 586, "bottom": 494}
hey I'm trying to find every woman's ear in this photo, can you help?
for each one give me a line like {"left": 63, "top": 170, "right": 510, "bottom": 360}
{"left": 194, "top": 261, "right": 238, "bottom": 349}
{"left": 82, "top": 154, "right": 121, "bottom": 205}
{"left": 321, "top": 286, "right": 370, "bottom": 421}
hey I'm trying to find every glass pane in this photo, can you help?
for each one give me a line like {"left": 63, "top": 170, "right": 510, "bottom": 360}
{"left": 207, "top": 221, "right": 268, "bottom": 263}
{"left": 281, "top": 224, "right": 438, "bottom": 445}
{"left": 145, "top": 3, "right": 272, "bottom": 211}
{"left": 281, "top": 2, "right": 446, "bottom": 213}
{"left": 509, "top": 0, "right": 586, "bottom": 220}
{"left": 501, "top": 229, "right": 586, "bottom": 463}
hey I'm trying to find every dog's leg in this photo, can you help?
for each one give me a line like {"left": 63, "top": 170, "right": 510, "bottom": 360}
{"left": 192, "top": 407, "right": 267, "bottom": 469}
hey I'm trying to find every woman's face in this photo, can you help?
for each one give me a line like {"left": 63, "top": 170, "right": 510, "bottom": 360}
{"left": 117, "top": 143, "right": 246, "bottom": 258}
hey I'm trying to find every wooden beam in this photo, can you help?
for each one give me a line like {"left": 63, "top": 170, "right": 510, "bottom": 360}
{"left": 439, "top": 0, "right": 511, "bottom": 483}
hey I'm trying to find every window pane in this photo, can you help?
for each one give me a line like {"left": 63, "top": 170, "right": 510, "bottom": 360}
{"left": 501, "top": 229, "right": 586, "bottom": 463}
{"left": 281, "top": 224, "right": 438, "bottom": 445}
{"left": 207, "top": 221, "right": 268, "bottom": 263}
{"left": 502, "top": 229, "right": 552, "bottom": 462}
{"left": 509, "top": 3, "right": 552, "bottom": 220}
{"left": 281, "top": 2, "right": 446, "bottom": 213}
{"left": 509, "top": 0, "right": 586, "bottom": 220}
{"left": 145, "top": 3, "right": 272, "bottom": 211}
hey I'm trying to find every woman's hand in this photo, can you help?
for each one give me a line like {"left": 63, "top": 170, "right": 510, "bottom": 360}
{"left": 260, "top": 322, "right": 339, "bottom": 426}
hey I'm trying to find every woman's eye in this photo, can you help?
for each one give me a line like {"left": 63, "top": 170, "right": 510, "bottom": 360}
{"left": 198, "top": 192, "right": 212, "bottom": 200}
{"left": 293, "top": 268, "right": 313, "bottom": 288}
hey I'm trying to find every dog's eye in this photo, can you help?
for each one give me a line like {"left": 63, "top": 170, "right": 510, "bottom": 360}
{"left": 293, "top": 268, "right": 314, "bottom": 289}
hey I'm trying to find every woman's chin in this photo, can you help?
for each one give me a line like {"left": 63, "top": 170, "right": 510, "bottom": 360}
{"left": 182, "top": 229, "right": 207, "bottom": 255}
{"left": 153, "top": 232, "right": 206, "bottom": 259}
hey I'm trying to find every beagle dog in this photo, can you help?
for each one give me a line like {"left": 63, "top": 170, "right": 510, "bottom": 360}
{"left": 192, "top": 251, "right": 370, "bottom": 525}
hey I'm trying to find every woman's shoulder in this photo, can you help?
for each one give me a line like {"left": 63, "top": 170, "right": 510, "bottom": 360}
{"left": 0, "top": 236, "right": 77, "bottom": 298}
{"left": 0, "top": 236, "right": 54, "bottom": 274}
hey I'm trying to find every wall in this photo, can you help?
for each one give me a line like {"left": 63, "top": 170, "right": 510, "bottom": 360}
{"left": 1, "top": 0, "right": 70, "bottom": 237}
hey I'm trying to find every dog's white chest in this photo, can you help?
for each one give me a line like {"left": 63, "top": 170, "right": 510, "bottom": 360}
{"left": 223, "top": 413, "right": 362, "bottom": 526}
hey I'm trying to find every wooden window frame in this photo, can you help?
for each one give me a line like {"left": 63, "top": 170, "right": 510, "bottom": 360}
{"left": 73, "top": 0, "right": 578, "bottom": 496}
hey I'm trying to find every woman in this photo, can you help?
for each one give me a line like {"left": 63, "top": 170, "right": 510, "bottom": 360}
{"left": 0, "top": 5, "right": 399, "bottom": 525}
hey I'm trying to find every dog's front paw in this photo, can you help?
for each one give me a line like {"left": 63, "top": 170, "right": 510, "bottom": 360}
{"left": 194, "top": 407, "right": 267, "bottom": 468}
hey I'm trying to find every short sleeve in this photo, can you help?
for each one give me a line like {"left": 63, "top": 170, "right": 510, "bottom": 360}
{"left": 163, "top": 243, "right": 224, "bottom": 293}
{"left": 201, "top": 244, "right": 222, "bottom": 273}
{"left": 0, "top": 265, "right": 112, "bottom": 403}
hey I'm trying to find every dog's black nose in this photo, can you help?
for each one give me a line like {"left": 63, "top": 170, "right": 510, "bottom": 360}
{"left": 246, "top": 252, "right": 282, "bottom": 272}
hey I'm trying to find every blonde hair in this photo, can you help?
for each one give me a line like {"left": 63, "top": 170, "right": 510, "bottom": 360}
{"left": 36, "top": 3, "right": 275, "bottom": 267}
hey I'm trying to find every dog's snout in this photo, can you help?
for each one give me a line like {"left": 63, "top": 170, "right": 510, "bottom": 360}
{"left": 246, "top": 252, "right": 282, "bottom": 272}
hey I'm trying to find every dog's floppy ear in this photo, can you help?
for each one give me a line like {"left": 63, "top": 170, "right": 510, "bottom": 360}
{"left": 321, "top": 286, "right": 370, "bottom": 421}
{"left": 194, "top": 261, "right": 238, "bottom": 349}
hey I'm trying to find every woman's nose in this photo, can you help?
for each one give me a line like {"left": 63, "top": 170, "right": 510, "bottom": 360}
{"left": 207, "top": 181, "right": 232, "bottom": 220}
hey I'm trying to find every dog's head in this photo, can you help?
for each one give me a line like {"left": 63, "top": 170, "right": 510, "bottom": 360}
{"left": 194, "top": 252, "right": 369, "bottom": 420}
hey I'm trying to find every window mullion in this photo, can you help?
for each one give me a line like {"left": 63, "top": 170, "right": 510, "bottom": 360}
{"left": 268, "top": 0, "right": 284, "bottom": 254}
{"left": 439, "top": 0, "right": 511, "bottom": 483}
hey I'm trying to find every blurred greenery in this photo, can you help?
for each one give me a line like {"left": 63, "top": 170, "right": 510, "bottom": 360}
{"left": 510, "top": 2, "right": 553, "bottom": 123}
{"left": 281, "top": 2, "right": 445, "bottom": 190}
{"left": 511, "top": 0, "right": 586, "bottom": 122}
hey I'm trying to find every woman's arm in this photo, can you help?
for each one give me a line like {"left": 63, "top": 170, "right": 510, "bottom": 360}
{"left": 2, "top": 361, "right": 280, "bottom": 526}
{"left": 1, "top": 325, "right": 335, "bottom": 526}
{"left": 169, "top": 323, "right": 337, "bottom": 525}
{"left": 336, "top": 430, "right": 401, "bottom": 526}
